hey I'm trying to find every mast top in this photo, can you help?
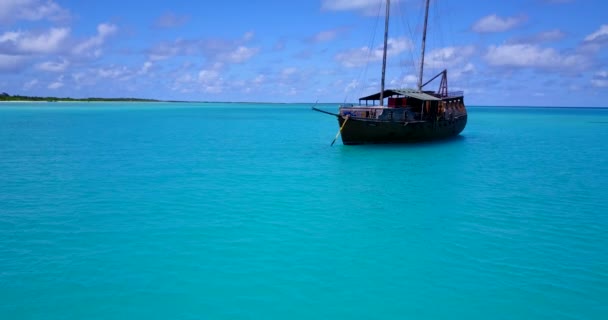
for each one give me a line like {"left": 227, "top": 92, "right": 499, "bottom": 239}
{"left": 417, "top": 0, "right": 431, "bottom": 92}
{"left": 379, "top": 0, "right": 390, "bottom": 106}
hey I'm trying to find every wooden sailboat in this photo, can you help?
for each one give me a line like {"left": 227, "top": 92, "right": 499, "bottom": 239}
{"left": 314, "top": 0, "right": 467, "bottom": 145}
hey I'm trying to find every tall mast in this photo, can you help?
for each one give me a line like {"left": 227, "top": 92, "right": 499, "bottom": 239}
{"left": 417, "top": 0, "right": 430, "bottom": 92}
{"left": 379, "top": 0, "right": 390, "bottom": 106}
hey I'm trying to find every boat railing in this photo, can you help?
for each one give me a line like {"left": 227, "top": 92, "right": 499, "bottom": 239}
{"left": 441, "top": 91, "right": 464, "bottom": 98}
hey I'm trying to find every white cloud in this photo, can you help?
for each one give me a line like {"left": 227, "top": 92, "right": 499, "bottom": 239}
{"left": 450, "top": 63, "right": 475, "bottom": 80}
{"left": 0, "top": 31, "right": 20, "bottom": 42}
{"left": 224, "top": 46, "right": 259, "bottom": 63}
{"left": 253, "top": 74, "right": 265, "bottom": 85}
{"left": 73, "top": 23, "right": 118, "bottom": 58}
{"left": 591, "top": 70, "right": 608, "bottom": 88}
{"left": 0, "top": 53, "right": 26, "bottom": 71}
{"left": 139, "top": 61, "right": 153, "bottom": 75}
{"left": 389, "top": 74, "right": 417, "bottom": 88}
{"left": 71, "top": 72, "right": 82, "bottom": 82}
{"left": 36, "top": 59, "right": 69, "bottom": 72}
{"left": 176, "top": 73, "right": 195, "bottom": 84}
{"left": 23, "top": 79, "right": 38, "bottom": 90}
{"left": 148, "top": 40, "right": 183, "bottom": 61}
{"left": 148, "top": 34, "right": 258, "bottom": 64}
{"left": 484, "top": 44, "right": 588, "bottom": 71}
{"left": 96, "top": 66, "right": 132, "bottom": 81}
{"left": 286, "top": 87, "right": 298, "bottom": 96}
{"left": 344, "top": 79, "right": 360, "bottom": 93}
{"left": 70, "top": 70, "right": 109, "bottom": 88}
{"left": 424, "top": 45, "right": 476, "bottom": 68}
{"left": 48, "top": 75, "right": 64, "bottom": 89}
{"left": 315, "top": 30, "right": 338, "bottom": 42}
{"left": 154, "top": 12, "right": 189, "bottom": 28}
{"left": 335, "top": 37, "right": 413, "bottom": 67}
{"left": 590, "top": 79, "right": 608, "bottom": 87}
{"left": 19, "top": 27, "right": 69, "bottom": 53}
{"left": 0, "top": 0, "right": 69, "bottom": 24}
{"left": 310, "top": 29, "right": 342, "bottom": 43}
{"left": 242, "top": 31, "right": 255, "bottom": 41}
{"left": 510, "top": 29, "right": 566, "bottom": 44}
{"left": 534, "top": 29, "right": 566, "bottom": 42}
{"left": 281, "top": 67, "right": 298, "bottom": 77}
{"left": 0, "top": 28, "right": 70, "bottom": 54}
{"left": 198, "top": 69, "right": 220, "bottom": 81}
{"left": 584, "top": 24, "right": 608, "bottom": 43}
{"left": 335, "top": 47, "right": 370, "bottom": 68}
{"left": 321, "top": 0, "right": 399, "bottom": 12}
{"left": 198, "top": 65, "right": 224, "bottom": 93}
{"left": 48, "top": 81, "right": 63, "bottom": 89}
{"left": 472, "top": 14, "right": 526, "bottom": 33}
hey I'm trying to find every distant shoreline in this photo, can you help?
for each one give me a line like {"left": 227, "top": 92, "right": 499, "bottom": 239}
{"left": 0, "top": 96, "right": 606, "bottom": 109}
{"left": 0, "top": 100, "right": 163, "bottom": 103}
{"left": 0, "top": 95, "right": 162, "bottom": 103}
{"left": 0, "top": 98, "right": 323, "bottom": 105}
{"left": 0, "top": 95, "right": 302, "bottom": 105}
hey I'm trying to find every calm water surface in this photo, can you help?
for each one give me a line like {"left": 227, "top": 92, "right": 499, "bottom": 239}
{"left": 1, "top": 102, "right": 607, "bottom": 319}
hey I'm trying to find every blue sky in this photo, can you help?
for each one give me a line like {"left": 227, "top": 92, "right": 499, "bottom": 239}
{"left": 0, "top": 0, "right": 607, "bottom": 106}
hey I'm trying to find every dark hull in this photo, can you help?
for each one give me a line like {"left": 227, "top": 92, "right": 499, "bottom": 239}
{"left": 338, "top": 115, "right": 467, "bottom": 145}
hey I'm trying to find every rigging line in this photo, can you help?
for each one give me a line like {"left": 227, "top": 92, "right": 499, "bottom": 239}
{"left": 432, "top": 0, "right": 447, "bottom": 74}
{"left": 429, "top": 0, "right": 455, "bottom": 87}
{"left": 441, "top": 0, "right": 458, "bottom": 78}
{"left": 352, "top": 0, "right": 383, "bottom": 102}
{"left": 398, "top": 0, "right": 420, "bottom": 89}
{"left": 412, "top": 0, "right": 426, "bottom": 87}
{"left": 419, "top": 0, "right": 434, "bottom": 79}
{"left": 445, "top": 0, "right": 457, "bottom": 52}
{"left": 417, "top": 0, "right": 431, "bottom": 91}
{"left": 394, "top": 0, "right": 406, "bottom": 87}
{"left": 379, "top": 0, "right": 389, "bottom": 105}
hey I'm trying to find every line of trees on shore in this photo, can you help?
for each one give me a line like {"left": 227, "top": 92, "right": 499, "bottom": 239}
{"left": 0, "top": 92, "right": 159, "bottom": 102}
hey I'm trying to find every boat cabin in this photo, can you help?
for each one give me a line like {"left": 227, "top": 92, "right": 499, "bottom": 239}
{"left": 339, "top": 88, "right": 465, "bottom": 122}
{"left": 358, "top": 89, "right": 440, "bottom": 107}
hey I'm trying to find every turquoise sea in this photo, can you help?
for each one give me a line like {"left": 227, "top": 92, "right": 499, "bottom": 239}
{"left": 1, "top": 102, "right": 607, "bottom": 319}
